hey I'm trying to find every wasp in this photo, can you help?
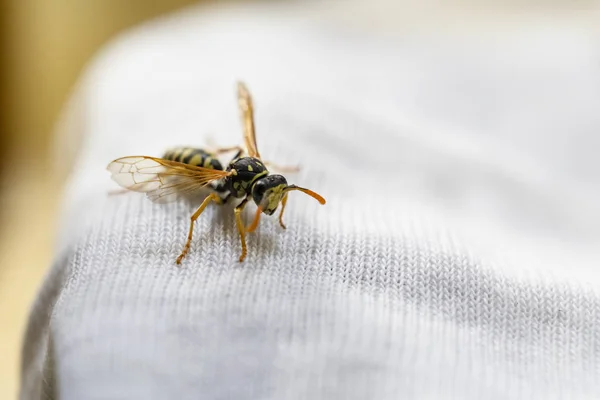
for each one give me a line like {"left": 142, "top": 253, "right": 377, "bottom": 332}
{"left": 107, "top": 82, "right": 326, "bottom": 263}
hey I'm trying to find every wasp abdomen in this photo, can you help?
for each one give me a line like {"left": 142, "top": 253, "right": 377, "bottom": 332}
{"left": 163, "top": 147, "right": 223, "bottom": 170}
{"left": 225, "top": 157, "right": 268, "bottom": 198}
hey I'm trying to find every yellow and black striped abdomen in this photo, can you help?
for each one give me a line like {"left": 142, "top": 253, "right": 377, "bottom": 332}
{"left": 162, "top": 147, "right": 223, "bottom": 170}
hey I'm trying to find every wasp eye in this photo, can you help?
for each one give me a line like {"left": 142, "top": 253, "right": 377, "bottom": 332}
{"left": 252, "top": 180, "right": 269, "bottom": 205}
{"left": 255, "top": 182, "right": 266, "bottom": 197}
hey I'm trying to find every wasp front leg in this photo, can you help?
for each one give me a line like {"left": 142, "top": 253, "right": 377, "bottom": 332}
{"left": 234, "top": 197, "right": 250, "bottom": 262}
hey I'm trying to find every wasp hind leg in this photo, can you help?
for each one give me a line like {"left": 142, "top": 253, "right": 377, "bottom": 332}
{"left": 234, "top": 197, "right": 250, "bottom": 262}
{"left": 176, "top": 193, "right": 221, "bottom": 264}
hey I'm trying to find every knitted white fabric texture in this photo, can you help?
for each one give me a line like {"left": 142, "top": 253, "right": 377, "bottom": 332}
{"left": 21, "top": 4, "right": 600, "bottom": 399}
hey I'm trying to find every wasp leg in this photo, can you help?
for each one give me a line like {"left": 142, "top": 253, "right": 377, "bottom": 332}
{"left": 247, "top": 206, "right": 262, "bottom": 233}
{"left": 234, "top": 197, "right": 250, "bottom": 262}
{"left": 212, "top": 146, "right": 244, "bottom": 166}
{"left": 247, "top": 192, "right": 288, "bottom": 233}
{"left": 278, "top": 193, "right": 288, "bottom": 229}
{"left": 230, "top": 148, "right": 244, "bottom": 161}
{"left": 176, "top": 193, "right": 220, "bottom": 264}
{"left": 212, "top": 145, "right": 244, "bottom": 155}
{"left": 264, "top": 161, "right": 300, "bottom": 173}
{"left": 107, "top": 188, "right": 130, "bottom": 196}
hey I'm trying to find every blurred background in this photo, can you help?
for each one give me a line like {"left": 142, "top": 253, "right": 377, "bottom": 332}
{"left": 0, "top": 0, "right": 212, "bottom": 397}
{"left": 1, "top": 0, "right": 599, "bottom": 398}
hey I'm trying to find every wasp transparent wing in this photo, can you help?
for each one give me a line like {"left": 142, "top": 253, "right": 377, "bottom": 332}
{"left": 107, "top": 156, "right": 231, "bottom": 203}
{"left": 237, "top": 81, "right": 261, "bottom": 159}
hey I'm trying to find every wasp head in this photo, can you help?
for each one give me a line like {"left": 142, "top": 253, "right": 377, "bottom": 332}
{"left": 251, "top": 174, "right": 288, "bottom": 215}
{"left": 246, "top": 174, "right": 327, "bottom": 233}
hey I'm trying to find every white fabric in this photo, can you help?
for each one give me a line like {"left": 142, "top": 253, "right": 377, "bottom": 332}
{"left": 22, "top": 3, "right": 600, "bottom": 399}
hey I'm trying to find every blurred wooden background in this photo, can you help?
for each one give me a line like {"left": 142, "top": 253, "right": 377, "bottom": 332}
{"left": 0, "top": 0, "right": 219, "bottom": 168}
{"left": 0, "top": 1, "right": 208, "bottom": 397}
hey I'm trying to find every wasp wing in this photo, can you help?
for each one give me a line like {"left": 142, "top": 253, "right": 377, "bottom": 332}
{"left": 237, "top": 81, "right": 261, "bottom": 160}
{"left": 107, "top": 156, "right": 231, "bottom": 203}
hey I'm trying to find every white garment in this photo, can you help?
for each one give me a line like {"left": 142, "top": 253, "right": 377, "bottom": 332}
{"left": 22, "top": 3, "right": 600, "bottom": 399}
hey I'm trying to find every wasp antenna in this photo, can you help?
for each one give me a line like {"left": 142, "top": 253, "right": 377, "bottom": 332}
{"left": 285, "top": 185, "right": 326, "bottom": 205}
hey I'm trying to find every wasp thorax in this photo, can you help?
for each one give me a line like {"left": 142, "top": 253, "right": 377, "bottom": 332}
{"left": 252, "top": 174, "right": 288, "bottom": 215}
{"left": 225, "top": 157, "right": 268, "bottom": 198}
